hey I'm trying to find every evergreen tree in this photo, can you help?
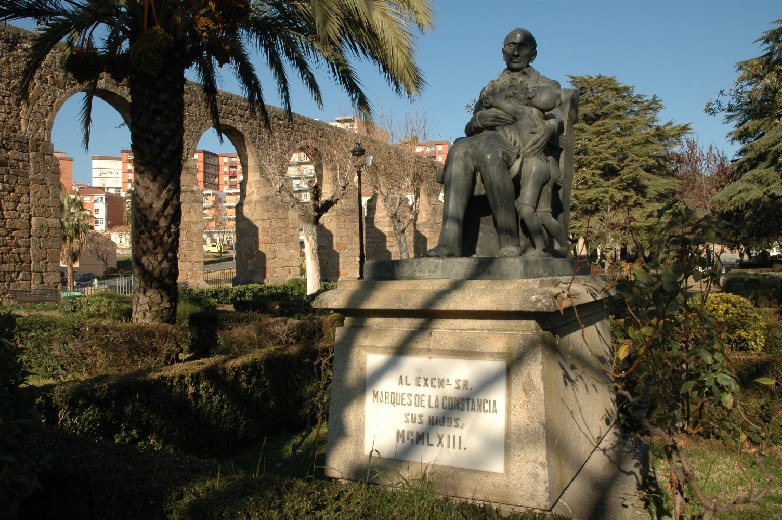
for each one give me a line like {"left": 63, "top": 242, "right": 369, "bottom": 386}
{"left": 568, "top": 75, "right": 690, "bottom": 247}
{"left": 707, "top": 19, "right": 782, "bottom": 250}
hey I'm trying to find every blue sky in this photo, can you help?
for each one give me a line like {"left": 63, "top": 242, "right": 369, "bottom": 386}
{"left": 18, "top": 0, "right": 778, "bottom": 184}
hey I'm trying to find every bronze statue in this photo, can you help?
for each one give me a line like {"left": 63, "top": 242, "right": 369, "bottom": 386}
{"left": 427, "top": 28, "right": 577, "bottom": 258}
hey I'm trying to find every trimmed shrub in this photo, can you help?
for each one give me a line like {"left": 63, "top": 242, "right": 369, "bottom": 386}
{"left": 15, "top": 314, "right": 184, "bottom": 380}
{"left": 687, "top": 293, "right": 766, "bottom": 352}
{"left": 764, "top": 321, "right": 782, "bottom": 355}
{"left": 18, "top": 428, "right": 215, "bottom": 520}
{"left": 0, "top": 312, "right": 42, "bottom": 519}
{"left": 723, "top": 272, "right": 782, "bottom": 307}
{"left": 185, "top": 309, "right": 258, "bottom": 357}
{"left": 59, "top": 292, "right": 132, "bottom": 321}
{"left": 33, "top": 345, "right": 328, "bottom": 457}
{"left": 229, "top": 281, "right": 311, "bottom": 316}
{"left": 215, "top": 317, "right": 324, "bottom": 355}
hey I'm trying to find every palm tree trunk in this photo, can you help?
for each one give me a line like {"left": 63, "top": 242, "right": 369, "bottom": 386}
{"left": 128, "top": 54, "right": 186, "bottom": 324}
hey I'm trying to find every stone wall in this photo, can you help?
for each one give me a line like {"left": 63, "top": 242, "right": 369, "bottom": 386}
{"left": 0, "top": 24, "right": 443, "bottom": 303}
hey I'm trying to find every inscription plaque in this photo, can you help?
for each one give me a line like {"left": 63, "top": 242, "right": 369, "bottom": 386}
{"left": 364, "top": 353, "right": 507, "bottom": 473}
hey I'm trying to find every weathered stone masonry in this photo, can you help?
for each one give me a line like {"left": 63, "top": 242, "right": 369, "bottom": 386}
{"left": 0, "top": 24, "right": 442, "bottom": 304}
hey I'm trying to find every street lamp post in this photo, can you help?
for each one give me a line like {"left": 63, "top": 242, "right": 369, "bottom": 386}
{"left": 351, "top": 141, "right": 372, "bottom": 279}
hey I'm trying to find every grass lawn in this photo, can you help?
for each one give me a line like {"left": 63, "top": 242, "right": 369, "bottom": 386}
{"left": 648, "top": 438, "right": 782, "bottom": 519}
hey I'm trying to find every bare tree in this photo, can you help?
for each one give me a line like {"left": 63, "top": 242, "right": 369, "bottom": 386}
{"left": 365, "top": 149, "right": 440, "bottom": 259}
{"left": 85, "top": 231, "right": 117, "bottom": 273}
{"left": 260, "top": 127, "right": 354, "bottom": 294}
{"left": 376, "top": 106, "right": 438, "bottom": 144}
{"left": 204, "top": 201, "right": 230, "bottom": 249}
{"left": 670, "top": 138, "right": 735, "bottom": 216}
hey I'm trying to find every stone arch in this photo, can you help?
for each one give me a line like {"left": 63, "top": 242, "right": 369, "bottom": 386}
{"left": 1, "top": 23, "right": 444, "bottom": 303}
{"left": 37, "top": 84, "right": 131, "bottom": 141}
{"left": 17, "top": 78, "right": 132, "bottom": 293}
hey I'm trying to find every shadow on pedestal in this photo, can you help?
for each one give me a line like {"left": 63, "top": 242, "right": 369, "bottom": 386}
{"left": 315, "top": 257, "right": 648, "bottom": 519}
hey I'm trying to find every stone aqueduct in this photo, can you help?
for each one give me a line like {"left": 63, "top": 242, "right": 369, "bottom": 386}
{"left": 0, "top": 24, "right": 443, "bottom": 304}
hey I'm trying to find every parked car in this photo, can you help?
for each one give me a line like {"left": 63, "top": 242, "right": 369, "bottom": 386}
{"left": 75, "top": 273, "right": 96, "bottom": 288}
{"left": 203, "top": 243, "right": 223, "bottom": 254}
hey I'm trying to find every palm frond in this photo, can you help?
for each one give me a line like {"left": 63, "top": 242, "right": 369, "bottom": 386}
{"left": 78, "top": 79, "right": 97, "bottom": 149}
{"left": 228, "top": 39, "right": 270, "bottom": 123}
{"left": 192, "top": 52, "right": 224, "bottom": 142}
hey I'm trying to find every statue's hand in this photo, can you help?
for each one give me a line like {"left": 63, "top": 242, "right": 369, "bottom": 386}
{"left": 474, "top": 108, "right": 513, "bottom": 130}
{"left": 524, "top": 120, "right": 556, "bottom": 155}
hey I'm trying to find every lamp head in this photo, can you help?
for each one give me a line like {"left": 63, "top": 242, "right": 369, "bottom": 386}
{"left": 351, "top": 141, "right": 366, "bottom": 158}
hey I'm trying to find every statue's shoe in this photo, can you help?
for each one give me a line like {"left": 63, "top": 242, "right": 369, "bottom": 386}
{"left": 425, "top": 244, "right": 460, "bottom": 257}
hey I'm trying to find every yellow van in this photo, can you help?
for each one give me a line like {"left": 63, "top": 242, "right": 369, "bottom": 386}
{"left": 203, "top": 243, "right": 223, "bottom": 254}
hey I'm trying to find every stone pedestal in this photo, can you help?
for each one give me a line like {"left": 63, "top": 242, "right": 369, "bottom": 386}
{"left": 315, "top": 259, "right": 640, "bottom": 517}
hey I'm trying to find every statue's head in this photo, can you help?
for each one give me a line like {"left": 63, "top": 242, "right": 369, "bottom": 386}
{"left": 502, "top": 28, "right": 537, "bottom": 72}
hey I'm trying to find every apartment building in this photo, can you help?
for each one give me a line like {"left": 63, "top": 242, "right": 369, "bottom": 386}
{"left": 91, "top": 155, "right": 123, "bottom": 195}
{"left": 54, "top": 151, "right": 73, "bottom": 187}
{"left": 287, "top": 151, "right": 316, "bottom": 202}
{"left": 400, "top": 137, "right": 450, "bottom": 164}
{"left": 193, "top": 150, "right": 220, "bottom": 192}
{"left": 69, "top": 186, "right": 125, "bottom": 231}
{"left": 120, "top": 150, "right": 134, "bottom": 194}
{"left": 329, "top": 116, "right": 390, "bottom": 143}
{"left": 217, "top": 152, "right": 243, "bottom": 192}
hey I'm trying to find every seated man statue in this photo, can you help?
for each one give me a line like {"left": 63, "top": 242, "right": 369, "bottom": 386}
{"left": 426, "top": 28, "right": 566, "bottom": 257}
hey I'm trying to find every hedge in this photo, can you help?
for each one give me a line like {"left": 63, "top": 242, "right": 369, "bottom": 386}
{"left": 723, "top": 272, "right": 782, "bottom": 307}
{"left": 14, "top": 314, "right": 185, "bottom": 381}
{"left": 33, "top": 344, "right": 329, "bottom": 457}
{"left": 0, "top": 312, "right": 42, "bottom": 519}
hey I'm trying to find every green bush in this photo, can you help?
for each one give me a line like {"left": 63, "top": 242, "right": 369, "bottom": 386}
{"left": 687, "top": 293, "right": 766, "bottom": 352}
{"left": 229, "top": 281, "right": 311, "bottom": 316}
{"left": 178, "top": 288, "right": 220, "bottom": 311}
{"left": 185, "top": 310, "right": 264, "bottom": 357}
{"left": 15, "top": 314, "right": 184, "bottom": 380}
{"left": 0, "top": 312, "right": 42, "bottom": 519}
{"left": 59, "top": 292, "right": 131, "bottom": 321}
{"left": 34, "top": 345, "right": 329, "bottom": 457}
{"left": 215, "top": 317, "right": 323, "bottom": 355}
{"left": 723, "top": 272, "right": 782, "bottom": 307}
{"left": 764, "top": 321, "right": 782, "bottom": 355}
{"left": 18, "top": 428, "right": 215, "bottom": 520}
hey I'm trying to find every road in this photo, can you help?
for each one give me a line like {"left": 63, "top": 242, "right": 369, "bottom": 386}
{"left": 204, "top": 261, "right": 236, "bottom": 272}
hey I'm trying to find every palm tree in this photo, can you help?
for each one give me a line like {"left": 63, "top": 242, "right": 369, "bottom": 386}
{"left": 59, "top": 189, "right": 92, "bottom": 292}
{"left": 1, "top": 0, "right": 434, "bottom": 323}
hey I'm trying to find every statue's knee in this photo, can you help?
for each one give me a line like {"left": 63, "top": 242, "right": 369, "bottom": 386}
{"left": 479, "top": 149, "right": 502, "bottom": 164}
{"left": 518, "top": 204, "right": 536, "bottom": 221}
